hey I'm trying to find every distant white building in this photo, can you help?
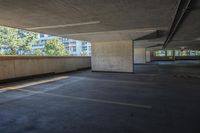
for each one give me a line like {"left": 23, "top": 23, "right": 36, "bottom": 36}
{"left": 32, "top": 34, "right": 91, "bottom": 56}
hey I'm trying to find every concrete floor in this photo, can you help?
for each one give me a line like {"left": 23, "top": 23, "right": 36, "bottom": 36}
{"left": 0, "top": 61, "right": 200, "bottom": 133}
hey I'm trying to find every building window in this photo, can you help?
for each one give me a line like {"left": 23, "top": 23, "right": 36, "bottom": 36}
{"left": 40, "top": 34, "right": 45, "bottom": 38}
{"left": 41, "top": 40, "right": 46, "bottom": 44}
{"left": 82, "top": 41, "right": 87, "bottom": 45}
{"left": 64, "top": 42, "right": 69, "bottom": 45}
{"left": 70, "top": 41, "right": 76, "bottom": 44}
{"left": 63, "top": 38, "right": 68, "bottom": 42}
{"left": 65, "top": 46, "right": 69, "bottom": 51}
{"left": 82, "top": 44, "right": 87, "bottom": 51}
{"left": 72, "top": 46, "right": 76, "bottom": 52}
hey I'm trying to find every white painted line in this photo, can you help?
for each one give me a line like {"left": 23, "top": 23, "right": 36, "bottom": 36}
{"left": 19, "top": 89, "right": 152, "bottom": 109}
{"left": 0, "top": 90, "right": 5, "bottom": 93}
{"left": 0, "top": 76, "right": 152, "bottom": 109}
{"left": 76, "top": 77, "right": 155, "bottom": 85}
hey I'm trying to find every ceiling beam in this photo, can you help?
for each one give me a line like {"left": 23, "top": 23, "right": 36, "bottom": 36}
{"left": 163, "top": 0, "right": 193, "bottom": 49}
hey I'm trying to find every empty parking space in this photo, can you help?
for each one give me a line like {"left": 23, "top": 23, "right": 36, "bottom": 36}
{"left": 0, "top": 61, "right": 200, "bottom": 133}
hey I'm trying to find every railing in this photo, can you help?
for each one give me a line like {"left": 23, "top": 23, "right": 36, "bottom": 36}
{"left": 0, "top": 56, "right": 91, "bottom": 81}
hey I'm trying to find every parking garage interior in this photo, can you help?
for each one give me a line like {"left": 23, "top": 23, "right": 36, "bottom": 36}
{"left": 0, "top": 0, "right": 200, "bottom": 133}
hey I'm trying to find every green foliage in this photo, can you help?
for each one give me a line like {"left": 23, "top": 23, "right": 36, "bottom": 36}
{"left": 19, "top": 32, "right": 37, "bottom": 55}
{"left": 0, "top": 26, "right": 37, "bottom": 55}
{"left": 0, "top": 50, "right": 4, "bottom": 55}
{"left": 0, "top": 26, "right": 71, "bottom": 56}
{"left": 44, "top": 38, "right": 68, "bottom": 56}
{"left": 32, "top": 49, "right": 44, "bottom": 56}
{"left": 80, "top": 51, "right": 88, "bottom": 56}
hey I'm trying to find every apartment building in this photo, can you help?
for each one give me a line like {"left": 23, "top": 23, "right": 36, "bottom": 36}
{"left": 32, "top": 34, "right": 91, "bottom": 56}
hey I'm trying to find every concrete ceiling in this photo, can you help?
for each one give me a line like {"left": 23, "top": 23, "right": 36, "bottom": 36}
{"left": 0, "top": 0, "right": 199, "bottom": 49}
{"left": 167, "top": 0, "right": 200, "bottom": 49}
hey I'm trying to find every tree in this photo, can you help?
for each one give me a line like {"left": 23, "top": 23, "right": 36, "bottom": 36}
{"left": 32, "top": 49, "right": 44, "bottom": 56}
{"left": 0, "top": 26, "right": 37, "bottom": 55}
{"left": 80, "top": 51, "right": 88, "bottom": 56}
{"left": 0, "top": 50, "right": 4, "bottom": 55}
{"left": 18, "top": 31, "right": 37, "bottom": 55}
{"left": 44, "top": 38, "right": 68, "bottom": 56}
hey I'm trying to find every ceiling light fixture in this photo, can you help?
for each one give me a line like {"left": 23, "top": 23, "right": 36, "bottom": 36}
{"left": 26, "top": 21, "right": 100, "bottom": 30}
{"left": 196, "top": 37, "right": 200, "bottom": 41}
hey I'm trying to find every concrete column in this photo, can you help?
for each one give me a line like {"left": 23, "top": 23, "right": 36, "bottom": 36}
{"left": 134, "top": 48, "right": 146, "bottom": 64}
{"left": 173, "top": 50, "right": 176, "bottom": 60}
{"left": 91, "top": 40, "right": 133, "bottom": 72}
{"left": 146, "top": 50, "right": 151, "bottom": 63}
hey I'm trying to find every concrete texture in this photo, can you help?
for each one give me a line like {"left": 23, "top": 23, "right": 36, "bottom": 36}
{"left": 0, "top": 0, "right": 177, "bottom": 37}
{"left": 0, "top": 0, "right": 184, "bottom": 48}
{"left": 151, "top": 55, "right": 200, "bottom": 61}
{"left": 134, "top": 48, "right": 146, "bottom": 64}
{"left": 0, "top": 0, "right": 199, "bottom": 49}
{"left": 0, "top": 61, "right": 200, "bottom": 133}
{"left": 146, "top": 50, "right": 151, "bottom": 62}
{"left": 0, "top": 56, "right": 91, "bottom": 81}
{"left": 92, "top": 40, "right": 133, "bottom": 72}
{"left": 168, "top": 0, "right": 200, "bottom": 49}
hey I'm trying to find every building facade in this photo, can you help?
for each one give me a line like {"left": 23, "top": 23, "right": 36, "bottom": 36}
{"left": 32, "top": 34, "right": 91, "bottom": 56}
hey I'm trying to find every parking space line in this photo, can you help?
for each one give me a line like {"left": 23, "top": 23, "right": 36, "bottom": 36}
{"left": 0, "top": 76, "right": 152, "bottom": 109}
{"left": 18, "top": 89, "right": 152, "bottom": 109}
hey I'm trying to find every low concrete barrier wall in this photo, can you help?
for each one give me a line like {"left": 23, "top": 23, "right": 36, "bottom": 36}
{"left": 0, "top": 56, "right": 91, "bottom": 81}
{"left": 150, "top": 56, "right": 200, "bottom": 61}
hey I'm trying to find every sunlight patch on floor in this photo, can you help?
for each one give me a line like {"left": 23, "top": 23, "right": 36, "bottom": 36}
{"left": 0, "top": 76, "right": 69, "bottom": 91}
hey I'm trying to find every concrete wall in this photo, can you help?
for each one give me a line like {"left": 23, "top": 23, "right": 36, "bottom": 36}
{"left": 92, "top": 40, "right": 133, "bottom": 72}
{"left": 151, "top": 55, "right": 200, "bottom": 61}
{"left": 0, "top": 56, "right": 91, "bottom": 81}
{"left": 134, "top": 48, "right": 146, "bottom": 64}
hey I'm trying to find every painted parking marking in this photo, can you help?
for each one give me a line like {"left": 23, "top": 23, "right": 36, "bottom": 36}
{"left": 0, "top": 90, "right": 5, "bottom": 93}
{"left": 84, "top": 77, "right": 155, "bottom": 85}
{"left": 0, "top": 76, "right": 152, "bottom": 109}
{"left": 0, "top": 86, "right": 5, "bottom": 93}
{"left": 18, "top": 89, "right": 152, "bottom": 109}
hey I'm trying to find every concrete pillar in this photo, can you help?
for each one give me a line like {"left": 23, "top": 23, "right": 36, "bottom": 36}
{"left": 146, "top": 50, "right": 151, "bottom": 63}
{"left": 91, "top": 40, "right": 133, "bottom": 72}
{"left": 134, "top": 48, "right": 146, "bottom": 64}
{"left": 173, "top": 50, "right": 176, "bottom": 60}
